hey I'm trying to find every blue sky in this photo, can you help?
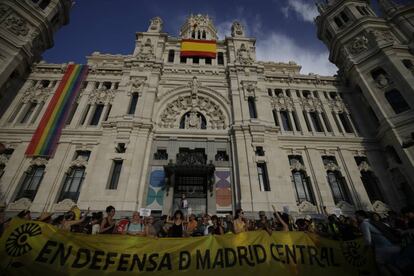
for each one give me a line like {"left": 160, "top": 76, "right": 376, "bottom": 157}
{"left": 43, "top": 0, "right": 409, "bottom": 76}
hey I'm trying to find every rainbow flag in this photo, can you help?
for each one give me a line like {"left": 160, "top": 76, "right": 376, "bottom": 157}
{"left": 180, "top": 39, "right": 217, "bottom": 58}
{"left": 25, "top": 64, "right": 88, "bottom": 157}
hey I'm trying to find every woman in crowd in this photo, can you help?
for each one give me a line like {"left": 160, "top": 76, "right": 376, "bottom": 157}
{"left": 100, "top": 205, "right": 116, "bottom": 234}
{"left": 210, "top": 215, "right": 224, "bottom": 235}
{"left": 186, "top": 214, "right": 198, "bottom": 236}
{"left": 125, "top": 211, "right": 144, "bottom": 236}
{"left": 167, "top": 210, "right": 185, "bottom": 237}
{"left": 61, "top": 208, "right": 90, "bottom": 231}
{"left": 233, "top": 209, "right": 247, "bottom": 234}
{"left": 144, "top": 216, "right": 157, "bottom": 237}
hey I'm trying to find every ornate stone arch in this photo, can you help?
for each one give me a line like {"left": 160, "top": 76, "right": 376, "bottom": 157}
{"left": 155, "top": 84, "right": 230, "bottom": 130}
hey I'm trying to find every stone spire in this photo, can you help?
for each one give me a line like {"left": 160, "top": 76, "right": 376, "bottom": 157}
{"left": 378, "top": 0, "right": 401, "bottom": 16}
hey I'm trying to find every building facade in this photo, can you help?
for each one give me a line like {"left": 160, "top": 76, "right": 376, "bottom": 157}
{"left": 0, "top": 1, "right": 413, "bottom": 217}
{"left": 0, "top": 0, "right": 72, "bottom": 118}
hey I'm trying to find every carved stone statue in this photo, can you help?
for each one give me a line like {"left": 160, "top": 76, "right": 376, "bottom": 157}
{"left": 137, "top": 39, "right": 154, "bottom": 60}
{"left": 189, "top": 76, "right": 200, "bottom": 98}
{"left": 375, "top": 73, "right": 390, "bottom": 89}
{"left": 148, "top": 17, "right": 163, "bottom": 33}
{"left": 231, "top": 21, "right": 244, "bottom": 37}
{"left": 237, "top": 44, "right": 254, "bottom": 65}
{"left": 349, "top": 36, "right": 369, "bottom": 54}
{"left": 185, "top": 110, "right": 202, "bottom": 129}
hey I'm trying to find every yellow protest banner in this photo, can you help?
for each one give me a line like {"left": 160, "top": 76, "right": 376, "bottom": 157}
{"left": 0, "top": 218, "right": 377, "bottom": 275}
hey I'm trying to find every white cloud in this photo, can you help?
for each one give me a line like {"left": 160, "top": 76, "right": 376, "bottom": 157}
{"left": 282, "top": 0, "right": 318, "bottom": 23}
{"left": 256, "top": 32, "right": 338, "bottom": 76}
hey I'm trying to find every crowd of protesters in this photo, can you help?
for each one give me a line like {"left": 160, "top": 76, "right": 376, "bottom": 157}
{"left": 0, "top": 203, "right": 413, "bottom": 275}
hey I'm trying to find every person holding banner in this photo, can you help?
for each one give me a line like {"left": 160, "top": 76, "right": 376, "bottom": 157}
{"left": 61, "top": 207, "right": 90, "bottom": 231}
{"left": 233, "top": 209, "right": 247, "bottom": 234}
{"left": 167, "top": 210, "right": 185, "bottom": 237}
{"left": 126, "top": 212, "right": 144, "bottom": 236}
{"left": 100, "top": 205, "right": 116, "bottom": 234}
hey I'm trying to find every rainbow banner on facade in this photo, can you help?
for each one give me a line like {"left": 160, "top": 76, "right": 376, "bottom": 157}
{"left": 180, "top": 39, "right": 217, "bottom": 58}
{"left": 25, "top": 64, "right": 88, "bottom": 157}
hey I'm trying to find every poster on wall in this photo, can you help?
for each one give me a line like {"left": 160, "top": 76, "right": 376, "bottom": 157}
{"left": 215, "top": 169, "right": 232, "bottom": 212}
{"left": 146, "top": 167, "right": 165, "bottom": 210}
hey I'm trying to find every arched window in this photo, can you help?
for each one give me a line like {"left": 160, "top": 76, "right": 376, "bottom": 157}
{"left": 197, "top": 30, "right": 201, "bottom": 39}
{"left": 58, "top": 166, "right": 85, "bottom": 202}
{"left": 168, "top": 50, "right": 175, "bottom": 63}
{"left": 289, "top": 156, "right": 314, "bottom": 204}
{"left": 385, "top": 89, "right": 410, "bottom": 114}
{"left": 202, "top": 30, "right": 206, "bottom": 39}
{"left": 191, "top": 31, "right": 195, "bottom": 39}
{"left": 327, "top": 171, "right": 351, "bottom": 204}
{"left": 15, "top": 165, "right": 45, "bottom": 201}
{"left": 179, "top": 111, "right": 207, "bottom": 129}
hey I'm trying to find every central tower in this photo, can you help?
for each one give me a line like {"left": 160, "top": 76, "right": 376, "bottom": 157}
{"left": 180, "top": 14, "right": 218, "bottom": 40}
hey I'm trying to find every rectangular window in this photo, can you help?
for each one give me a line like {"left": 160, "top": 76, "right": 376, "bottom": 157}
{"left": 217, "top": 52, "right": 224, "bottom": 65}
{"left": 15, "top": 166, "right": 45, "bottom": 201}
{"left": 30, "top": 102, "right": 44, "bottom": 124}
{"left": 193, "top": 57, "right": 199, "bottom": 64}
{"left": 280, "top": 111, "right": 292, "bottom": 131}
{"left": 66, "top": 102, "right": 78, "bottom": 125}
{"left": 272, "top": 110, "right": 279, "bottom": 127}
{"left": 334, "top": 17, "right": 343, "bottom": 28}
{"left": 205, "top": 57, "right": 212, "bottom": 65}
{"left": 338, "top": 113, "right": 353, "bottom": 133}
{"left": 75, "top": 150, "right": 91, "bottom": 161}
{"left": 104, "top": 104, "right": 112, "bottom": 121}
{"left": 340, "top": 11, "right": 349, "bottom": 23}
{"left": 108, "top": 160, "right": 123, "bottom": 189}
{"left": 8, "top": 102, "right": 23, "bottom": 123}
{"left": 168, "top": 50, "right": 175, "bottom": 63}
{"left": 321, "top": 112, "right": 332, "bottom": 132}
{"left": 180, "top": 56, "right": 187, "bottom": 64}
{"left": 89, "top": 104, "right": 104, "bottom": 125}
{"left": 59, "top": 167, "right": 85, "bottom": 202}
{"left": 303, "top": 111, "right": 312, "bottom": 132}
{"left": 80, "top": 104, "right": 91, "bottom": 125}
{"left": 128, "top": 93, "right": 139, "bottom": 115}
{"left": 257, "top": 163, "right": 270, "bottom": 191}
{"left": 268, "top": 89, "right": 273, "bottom": 97}
{"left": 309, "top": 111, "right": 323, "bottom": 132}
{"left": 20, "top": 102, "right": 37, "bottom": 124}
{"left": 248, "top": 97, "right": 257, "bottom": 119}
{"left": 292, "top": 111, "right": 301, "bottom": 131}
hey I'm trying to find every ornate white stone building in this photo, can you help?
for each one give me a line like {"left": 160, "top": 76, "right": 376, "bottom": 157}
{"left": 0, "top": 0, "right": 413, "bottom": 217}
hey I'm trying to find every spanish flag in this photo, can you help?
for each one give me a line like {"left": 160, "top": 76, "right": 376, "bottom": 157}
{"left": 180, "top": 39, "right": 217, "bottom": 58}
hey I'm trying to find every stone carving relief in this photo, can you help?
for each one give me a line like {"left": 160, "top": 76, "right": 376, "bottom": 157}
{"left": 184, "top": 109, "right": 203, "bottom": 129}
{"left": 129, "top": 78, "right": 146, "bottom": 94}
{"left": 53, "top": 198, "right": 76, "bottom": 212}
{"left": 148, "top": 16, "right": 163, "bottom": 32}
{"left": 30, "top": 157, "right": 48, "bottom": 167}
{"left": 237, "top": 44, "right": 254, "bottom": 65}
{"left": 336, "top": 201, "right": 355, "bottom": 214}
{"left": 22, "top": 83, "right": 51, "bottom": 103}
{"left": 0, "top": 154, "right": 8, "bottom": 166}
{"left": 189, "top": 76, "right": 200, "bottom": 98}
{"left": 0, "top": 4, "right": 9, "bottom": 19}
{"left": 358, "top": 161, "right": 372, "bottom": 172}
{"left": 231, "top": 21, "right": 244, "bottom": 37}
{"left": 272, "top": 94, "right": 294, "bottom": 111}
{"left": 300, "top": 94, "right": 323, "bottom": 112}
{"left": 4, "top": 13, "right": 29, "bottom": 36}
{"left": 298, "top": 201, "right": 317, "bottom": 213}
{"left": 372, "top": 201, "right": 390, "bottom": 215}
{"left": 7, "top": 198, "right": 32, "bottom": 211}
{"left": 368, "top": 29, "right": 394, "bottom": 44}
{"left": 159, "top": 95, "right": 226, "bottom": 130}
{"left": 374, "top": 73, "right": 392, "bottom": 89}
{"left": 89, "top": 86, "right": 115, "bottom": 104}
{"left": 136, "top": 39, "right": 155, "bottom": 60}
{"left": 241, "top": 81, "right": 256, "bottom": 99}
{"left": 328, "top": 96, "right": 346, "bottom": 113}
{"left": 70, "top": 155, "right": 88, "bottom": 168}
{"left": 290, "top": 158, "right": 306, "bottom": 172}
{"left": 348, "top": 36, "right": 368, "bottom": 55}
{"left": 324, "top": 160, "right": 340, "bottom": 172}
